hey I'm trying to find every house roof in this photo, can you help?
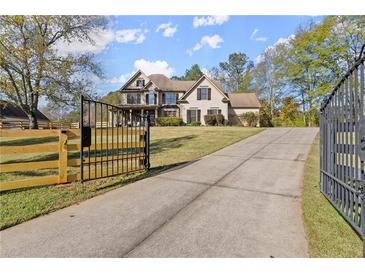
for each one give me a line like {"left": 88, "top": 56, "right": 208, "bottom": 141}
{"left": 119, "top": 70, "right": 147, "bottom": 90}
{"left": 148, "top": 74, "right": 195, "bottom": 92}
{"left": 0, "top": 100, "right": 50, "bottom": 121}
{"left": 179, "top": 74, "right": 230, "bottom": 101}
{"left": 227, "top": 93, "right": 261, "bottom": 108}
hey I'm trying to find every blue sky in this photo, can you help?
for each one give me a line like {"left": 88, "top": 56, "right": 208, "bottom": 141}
{"left": 62, "top": 16, "right": 322, "bottom": 96}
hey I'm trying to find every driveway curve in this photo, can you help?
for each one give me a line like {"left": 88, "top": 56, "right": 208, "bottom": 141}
{"left": 0, "top": 127, "right": 318, "bottom": 257}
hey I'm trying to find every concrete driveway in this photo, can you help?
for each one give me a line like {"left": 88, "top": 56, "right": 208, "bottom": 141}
{"left": 0, "top": 127, "right": 318, "bottom": 258}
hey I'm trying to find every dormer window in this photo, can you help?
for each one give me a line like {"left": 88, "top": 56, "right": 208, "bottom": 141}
{"left": 136, "top": 79, "right": 145, "bottom": 88}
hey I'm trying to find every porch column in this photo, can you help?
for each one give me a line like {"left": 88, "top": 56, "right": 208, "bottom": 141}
{"left": 155, "top": 108, "right": 158, "bottom": 118}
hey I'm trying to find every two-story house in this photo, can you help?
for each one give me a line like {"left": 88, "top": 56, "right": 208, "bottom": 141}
{"left": 118, "top": 70, "right": 261, "bottom": 125}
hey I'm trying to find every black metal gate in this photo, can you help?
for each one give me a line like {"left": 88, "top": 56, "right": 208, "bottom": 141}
{"left": 320, "top": 45, "right": 365, "bottom": 256}
{"left": 80, "top": 96, "right": 150, "bottom": 183}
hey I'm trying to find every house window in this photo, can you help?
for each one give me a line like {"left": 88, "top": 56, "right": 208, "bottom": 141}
{"left": 127, "top": 94, "right": 141, "bottom": 104}
{"left": 187, "top": 109, "right": 201, "bottom": 124}
{"left": 197, "top": 87, "right": 211, "bottom": 100}
{"left": 146, "top": 91, "right": 156, "bottom": 105}
{"left": 136, "top": 79, "right": 145, "bottom": 87}
{"left": 162, "top": 110, "right": 177, "bottom": 117}
{"left": 163, "top": 93, "right": 178, "bottom": 105}
{"left": 207, "top": 108, "right": 221, "bottom": 115}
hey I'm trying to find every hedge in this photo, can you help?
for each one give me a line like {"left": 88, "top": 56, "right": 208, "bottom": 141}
{"left": 155, "top": 117, "right": 183, "bottom": 126}
{"left": 189, "top": 121, "right": 201, "bottom": 126}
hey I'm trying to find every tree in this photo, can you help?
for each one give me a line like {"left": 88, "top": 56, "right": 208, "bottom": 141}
{"left": 101, "top": 90, "right": 121, "bottom": 105}
{"left": 0, "top": 16, "right": 104, "bottom": 128}
{"left": 253, "top": 43, "right": 289, "bottom": 120}
{"left": 280, "top": 97, "right": 299, "bottom": 125}
{"left": 211, "top": 52, "right": 253, "bottom": 93}
{"left": 278, "top": 16, "right": 364, "bottom": 126}
{"left": 171, "top": 64, "right": 203, "bottom": 81}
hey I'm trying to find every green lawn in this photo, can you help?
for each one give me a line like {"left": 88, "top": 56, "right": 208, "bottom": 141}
{"left": 0, "top": 126, "right": 263, "bottom": 230}
{"left": 302, "top": 133, "right": 363, "bottom": 257}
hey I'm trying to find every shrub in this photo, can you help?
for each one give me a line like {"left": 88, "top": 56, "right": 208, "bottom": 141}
{"left": 224, "top": 119, "right": 231, "bottom": 126}
{"left": 189, "top": 121, "right": 201, "bottom": 126}
{"left": 240, "top": 112, "right": 259, "bottom": 127}
{"left": 204, "top": 115, "right": 216, "bottom": 126}
{"left": 215, "top": 114, "right": 224, "bottom": 126}
{"left": 155, "top": 117, "right": 183, "bottom": 126}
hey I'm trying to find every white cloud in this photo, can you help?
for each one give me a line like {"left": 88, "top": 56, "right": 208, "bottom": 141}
{"left": 55, "top": 28, "right": 114, "bottom": 55}
{"left": 250, "top": 29, "right": 267, "bottom": 42}
{"left": 115, "top": 28, "right": 147, "bottom": 44}
{"left": 134, "top": 59, "right": 174, "bottom": 77}
{"left": 55, "top": 26, "right": 149, "bottom": 56}
{"left": 105, "top": 59, "right": 174, "bottom": 86}
{"left": 156, "top": 22, "right": 178, "bottom": 37}
{"left": 187, "top": 34, "right": 223, "bottom": 55}
{"left": 193, "top": 15, "right": 229, "bottom": 28}
{"left": 107, "top": 72, "right": 134, "bottom": 84}
{"left": 254, "top": 54, "right": 265, "bottom": 65}
{"left": 274, "top": 34, "right": 295, "bottom": 46}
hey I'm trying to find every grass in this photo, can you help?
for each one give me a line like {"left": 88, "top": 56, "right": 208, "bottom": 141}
{"left": 0, "top": 126, "right": 263, "bottom": 230}
{"left": 302, "top": 133, "right": 363, "bottom": 257}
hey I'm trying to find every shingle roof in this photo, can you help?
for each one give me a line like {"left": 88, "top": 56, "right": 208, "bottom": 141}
{"left": 0, "top": 100, "right": 50, "bottom": 121}
{"left": 227, "top": 93, "right": 261, "bottom": 108}
{"left": 148, "top": 74, "right": 195, "bottom": 92}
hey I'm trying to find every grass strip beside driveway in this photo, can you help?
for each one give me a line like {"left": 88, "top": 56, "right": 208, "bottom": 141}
{"left": 0, "top": 126, "right": 263, "bottom": 230}
{"left": 302, "top": 134, "right": 363, "bottom": 257}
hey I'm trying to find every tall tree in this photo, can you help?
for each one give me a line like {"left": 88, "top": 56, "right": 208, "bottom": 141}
{"left": 171, "top": 64, "right": 203, "bottom": 81}
{"left": 0, "top": 16, "right": 104, "bottom": 128}
{"left": 211, "top": 52, "right": 253, "bottom": 93}
{"left": 253, "top": 43, "right": 289, "bottom": 119}
{"left": 279, "top": 16, "right": 364, "bottom": 126}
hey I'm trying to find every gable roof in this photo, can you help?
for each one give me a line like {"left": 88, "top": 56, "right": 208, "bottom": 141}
{"left": 119, "top": 71, "right": 225, "bottom": 94}
{"left": 227, "top": 93, "right": 261, "bottom": 108}
{"left": 179, "top": 74, "right": 230, "bottom": 101}
{"left": 0, "top": 100, "right": 50, "bottom": 121}
{"left": 148, "top": 74, "right": 195, "bottom": 92}
{"left": 119, "top": 70, "right": 147, "bottom": 90}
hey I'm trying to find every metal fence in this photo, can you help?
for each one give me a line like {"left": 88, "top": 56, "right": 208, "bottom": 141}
{"left": 80, "top": 96, "right": 150, "bottom": 183}
{"left": 320, "top": 46, "right": 365, "bottom": 256}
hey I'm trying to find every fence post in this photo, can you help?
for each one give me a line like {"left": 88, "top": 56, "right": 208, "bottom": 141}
{"left": 58, "top": 129, "right": 68, "bottom": 183}
{"left": 144, "top": 111, "right": 150, "bottom": 170}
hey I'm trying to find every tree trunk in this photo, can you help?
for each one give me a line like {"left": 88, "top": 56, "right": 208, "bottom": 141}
{"left": 301, "top": 90, "right": 307, "bottom": 127}
{"left": 28, "top": 111, "right": 38, "bottom": 129}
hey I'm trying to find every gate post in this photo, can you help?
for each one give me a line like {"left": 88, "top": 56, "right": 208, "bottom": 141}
{"left": 144, "top": 111, "right": 150, "bottom": 170}
{"left": 58, "top": 130, "right": 68, "bottom": 183}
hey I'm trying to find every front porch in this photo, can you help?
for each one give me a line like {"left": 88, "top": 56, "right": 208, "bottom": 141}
{"left": 118, "top": 105, "right": 159, "bottom": 124}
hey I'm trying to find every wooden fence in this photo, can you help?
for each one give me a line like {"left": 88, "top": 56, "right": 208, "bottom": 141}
{"left": 0, "top": 120, "right": 80, "bottom": 129}
{"left": 0, "top": 128, "right": 145, "bottom": 192}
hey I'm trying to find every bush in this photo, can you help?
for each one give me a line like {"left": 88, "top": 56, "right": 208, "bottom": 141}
{"left": 215, "top": 114, "right": 224, "bottom": 126}
{"left": 224, "top": 119, "right": 231, "bottom": 126}
{"left": 204, "top": 115, "right": 216, "bottom": 126}
{"left": 155, "top": 117, "right": 183, "bottom": 126}
{"left": 240, "top": 112, "right": 259, "bottom": 127}
{"left": 189, "top": 121, "right": 201, "bottom": 126}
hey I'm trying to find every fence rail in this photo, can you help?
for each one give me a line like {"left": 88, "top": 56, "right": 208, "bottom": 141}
{"left": 0, "top": 120, "right": 80, "bottom": 129}
{"left": 320, "top": 49, "right": 365, "bottom": 256}
{"left": 0, "top": 127, "right": 146, "bottom": 192}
